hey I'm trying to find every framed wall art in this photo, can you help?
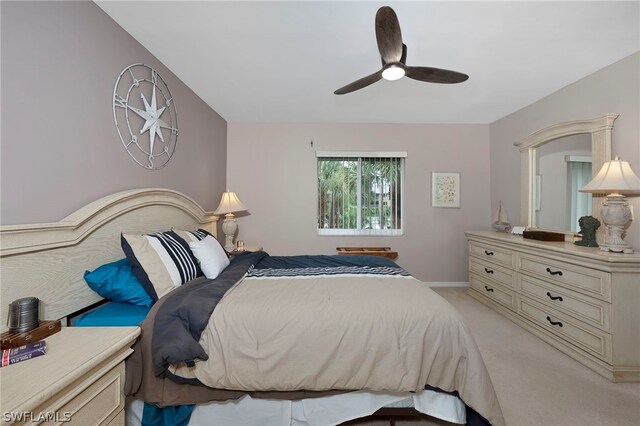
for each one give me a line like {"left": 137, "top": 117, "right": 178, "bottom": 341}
{"left": 431, "top": 172, "right": 461, "bottom": 208}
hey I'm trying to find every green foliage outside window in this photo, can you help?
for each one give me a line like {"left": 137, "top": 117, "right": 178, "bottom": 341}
{"left": 317, "top": 157, "right": 403, "bottom": 233}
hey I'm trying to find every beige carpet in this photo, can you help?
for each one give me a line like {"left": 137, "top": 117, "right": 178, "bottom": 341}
{"left": 350, "top": 287, "right": 640, "bottom": 426}
{"left": 434, "top": 287, "right": 640, "bottom": 426}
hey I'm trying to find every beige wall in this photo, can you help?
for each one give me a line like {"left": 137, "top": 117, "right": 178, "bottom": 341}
{"left": 1, "top": 1, "right": 227, "bottom": 225}
{"left": 490, "top": 52, "right": 640, "bottom": 249}
{"left": 227, "top": 123, "right": 490, "bottom": 282}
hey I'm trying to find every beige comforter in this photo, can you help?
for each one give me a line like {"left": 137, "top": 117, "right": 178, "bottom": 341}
{"left": 168, "top": 275, "right": 505, "bottom": 426}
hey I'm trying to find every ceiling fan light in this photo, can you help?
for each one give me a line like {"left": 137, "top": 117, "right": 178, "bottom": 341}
{"left": 382, "top": 65, "right": 405, "bottom": 81}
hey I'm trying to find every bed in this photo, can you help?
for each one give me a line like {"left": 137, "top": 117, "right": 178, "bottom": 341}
{"left": 0, "top": 188, "right": 505, "bottom": 426}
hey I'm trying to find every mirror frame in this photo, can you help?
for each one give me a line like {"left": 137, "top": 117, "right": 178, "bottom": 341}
{"left": 514, "top": 113, "right": 618, "bottom": 240}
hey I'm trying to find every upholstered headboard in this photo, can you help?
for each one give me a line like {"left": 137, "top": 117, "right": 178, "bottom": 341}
{"left": 0, "top": 188, "right": 218, "bottom": 332}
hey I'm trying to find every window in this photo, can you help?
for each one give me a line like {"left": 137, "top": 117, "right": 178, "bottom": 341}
{"left": 565, "top": 155, "right": 592, "bottom": 232}
{"left": 317, "top": 152, "right": 405, "bottom": 235}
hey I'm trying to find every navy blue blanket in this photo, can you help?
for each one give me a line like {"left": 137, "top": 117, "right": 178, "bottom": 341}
{"left": 249, "top": 254, "right": 410, "bottom": 278}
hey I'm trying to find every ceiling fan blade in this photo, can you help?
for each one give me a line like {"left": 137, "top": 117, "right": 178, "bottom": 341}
{"left": 375, "top": 6, "right": 403, "bottom": 64}
{"left": 405, "top": 66, "right": 469, "bottom": 84}
{"left": 334, "top": 70, "right": 383, "bottom": 95}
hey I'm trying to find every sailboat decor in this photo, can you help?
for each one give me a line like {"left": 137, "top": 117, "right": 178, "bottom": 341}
{"left": 492, "top": 201, "right": 512, "bottom": 232}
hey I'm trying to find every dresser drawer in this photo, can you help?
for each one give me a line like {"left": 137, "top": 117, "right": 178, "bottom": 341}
{"left": 469, "top": 242, "right": 515, "bottom": 268}
{"left": 38, "top": 362, "right": 125, "bottom": 426}
{"left": 466, "top": 231, "right": 640, "bottom": 382}
{"left": 518, "top": 296, "right": 612, "bottom": 363}
{"left": 519, "top": 274, "right": 610, "bottom": 332}
{"left": 470, "top": 273, "right": 516, "bottom": 311}
{"left": 519, "top": 255, "right": 611, "bottom": 301}
{"left": 470, "top": 258, "right": 515, "bottom": 288}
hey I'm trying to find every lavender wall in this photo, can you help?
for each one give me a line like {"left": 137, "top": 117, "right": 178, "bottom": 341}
{"left": 227, "top": 123, "right": 491, "bottom": 282}
{"left": 1, "top": 1, "right": 227, "bottom": 225}
{"left": 490, "top": 52, "right": 640, "bottom": 249}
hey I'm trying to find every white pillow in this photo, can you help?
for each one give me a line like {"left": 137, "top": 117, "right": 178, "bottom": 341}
{"left": 189, "top": 235, "right": 230, "bottom": 279}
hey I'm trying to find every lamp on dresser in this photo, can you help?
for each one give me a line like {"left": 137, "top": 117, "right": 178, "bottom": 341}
{"left": 214, "top": 190, "right": 248, "bottom": 251}
{"left": 580, "top": 156, "right": 640, "bottom": 253}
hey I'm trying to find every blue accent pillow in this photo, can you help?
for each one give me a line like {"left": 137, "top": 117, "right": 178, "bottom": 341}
{"left": 84, "top": 259, "right": 154, "bottom": 307}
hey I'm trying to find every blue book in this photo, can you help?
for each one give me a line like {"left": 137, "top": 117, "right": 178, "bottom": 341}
{"left": 1, "top": 340, "right": 47, "bottom": 367}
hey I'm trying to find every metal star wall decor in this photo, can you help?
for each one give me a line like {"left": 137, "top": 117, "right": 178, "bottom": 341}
{"left": 113, "top": 64, "right": 178, "bottom": 170}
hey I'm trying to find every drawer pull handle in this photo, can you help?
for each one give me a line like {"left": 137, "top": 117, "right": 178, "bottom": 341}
{"left": 546, "top": 267, "right": 563, "bottom": 276}
{"left": 546, "top": 292, "right": 563, "bottom": 302}
{"left": 484, "top": 286, "right": 494, "bottom": 293}
{"left": 546, "top": 316, "right": 563, "bottom": 327}
{"left": 484, "top": 250, "right": 494, "bottom": 256}
{"left": 484, "top": 268, "right": 494, "bottom": 274}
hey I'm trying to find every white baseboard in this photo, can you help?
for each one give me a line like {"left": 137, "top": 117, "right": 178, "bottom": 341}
{"left": 425, "top": 282, "right": 469, "bottom": 288}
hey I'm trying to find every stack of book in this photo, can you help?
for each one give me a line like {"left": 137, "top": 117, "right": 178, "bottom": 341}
{"left": 0, "top": 320, "right": 60, "bottom": 368}
{"left": 1, "top": 340, "right": 47, "bottom": 367}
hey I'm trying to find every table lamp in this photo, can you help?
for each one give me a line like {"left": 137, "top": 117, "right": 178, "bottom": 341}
{"left": 214, "top": 191, "right": 248, "bottom": 251}
{"left": 580, "top": 156, "right": 640, "bottom": 253}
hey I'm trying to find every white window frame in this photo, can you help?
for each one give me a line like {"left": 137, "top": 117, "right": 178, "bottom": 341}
{"left": 316, "top": 151, "right": 406, "bottom": 236}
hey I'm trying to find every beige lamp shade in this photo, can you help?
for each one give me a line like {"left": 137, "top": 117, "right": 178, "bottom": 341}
{"left": 580, "top": 156, "right": 640, "bottom": 195}
{"left": 214, "top": 191, "right": 247, "bottom": 215}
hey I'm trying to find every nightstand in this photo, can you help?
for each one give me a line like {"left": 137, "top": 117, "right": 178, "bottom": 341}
{"left": 0, "top": 327, "right": 140, "bottom": 425}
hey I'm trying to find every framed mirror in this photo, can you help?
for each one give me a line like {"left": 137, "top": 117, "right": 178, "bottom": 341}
{"left": 514, "top": 114, "right": 618, "bottom": 240}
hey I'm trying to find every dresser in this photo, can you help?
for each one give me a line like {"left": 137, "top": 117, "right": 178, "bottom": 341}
{"left": 466, "top": 231, "right": 640, "bottom": 382}
{"left": 0, "top": 327, "right": 140, "bottom": 425}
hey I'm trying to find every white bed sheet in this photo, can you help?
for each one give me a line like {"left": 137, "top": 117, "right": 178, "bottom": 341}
{"left": 126, "top": 389, "right": 466, "bottom": 425}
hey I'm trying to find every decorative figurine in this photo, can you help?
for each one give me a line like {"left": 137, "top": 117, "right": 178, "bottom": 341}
{"left": 575, "top": 216, "right": 600, "bottom": 247}
{"left": 492, "top": 201, "right": 512, "bottom": 232}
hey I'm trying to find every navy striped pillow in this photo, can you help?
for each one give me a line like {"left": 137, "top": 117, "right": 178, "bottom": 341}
{"left": 121, "top": 231, "right": 203, "bottom": 301}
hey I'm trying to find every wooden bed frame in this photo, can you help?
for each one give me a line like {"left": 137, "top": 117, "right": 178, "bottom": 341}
{"left": 0, "top": 188, "right": 217, "bottom": 332}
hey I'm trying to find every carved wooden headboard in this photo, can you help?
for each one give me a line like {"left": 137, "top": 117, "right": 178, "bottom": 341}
{"left": 0, "top": 188, "right": 218, "bottom": 332}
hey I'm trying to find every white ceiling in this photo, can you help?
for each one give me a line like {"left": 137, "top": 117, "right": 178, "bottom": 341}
{"left": 96, "top": 1, "right": 639, "bottom": 124}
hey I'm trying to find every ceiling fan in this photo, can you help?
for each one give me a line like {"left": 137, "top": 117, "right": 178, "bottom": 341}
{"left": 334, "top": 6, "right": 469, "bottom": 95}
